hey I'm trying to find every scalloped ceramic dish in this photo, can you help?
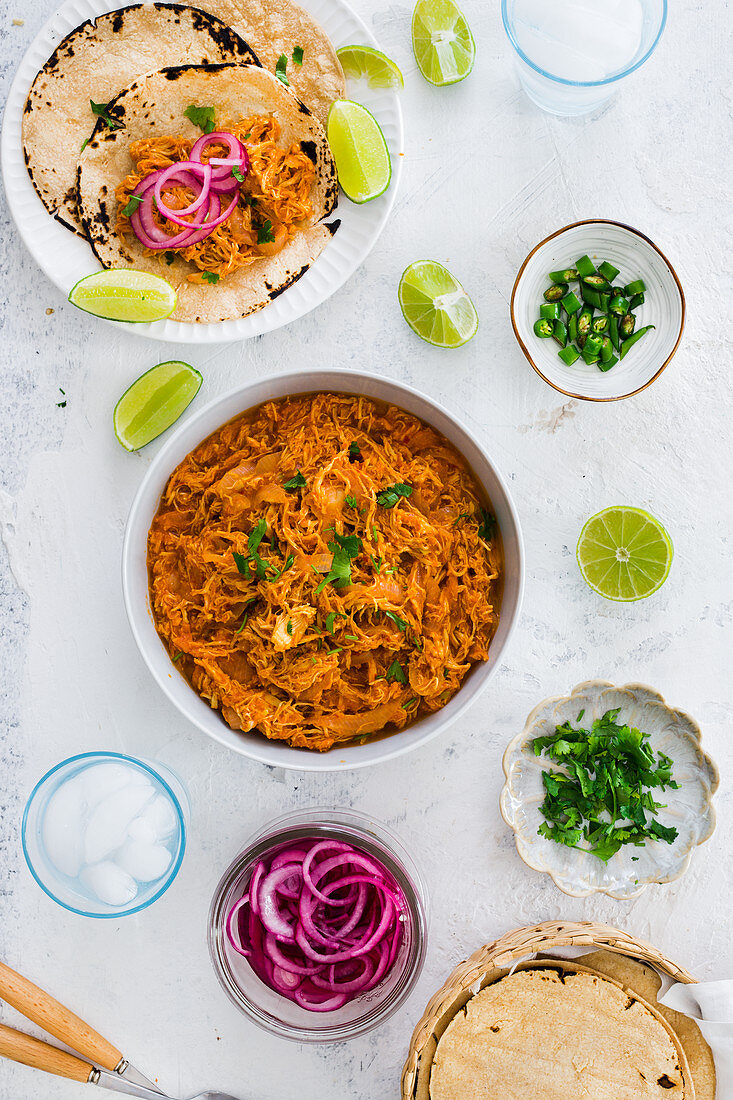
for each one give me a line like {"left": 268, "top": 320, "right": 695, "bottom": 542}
{"left": 500, "top": 680, "right": 718, "bottom": 900}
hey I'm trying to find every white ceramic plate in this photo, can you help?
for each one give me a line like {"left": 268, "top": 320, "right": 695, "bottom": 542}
{"left": 511, "top": 220, "right": 685, "bottom": 401}
{"left": 122, "top": 370, "right": 525, "bottom": 772}
{"left": 500, "top": 680, "right": 718, "bottom": 900}
{"left": 1, "top": 0, "right": 403, "bottom": 343}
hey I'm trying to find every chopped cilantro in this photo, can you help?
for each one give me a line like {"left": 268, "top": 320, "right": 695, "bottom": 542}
{"left": 201, "top": 271, "right": 220, "bottom": 285}
{"left": 369, "top": 554, "right": 382, "bottom": 574}
{"left": 121, "top": 194, "right": 143, "bottom": 218}
{"left": 90, "top": 99, "right": 120, "bottom": 130}
{"left": 384, "top": 610, "right": 407, "bottom": 631}
{"left": 293, "top": 46, "right": 305, "bottom": 65}
{"left": 257, "top": 219, "right": 276, "bottom": 244}
{"left": 385, "top": 659, "right": 407, "bottom": 685}
{"left": 532, "top": 708, "right": 680, "bottom": 863}
{"left": 183, "top": 104, "right": 216, "bottom": 134}
{"left": 377, "top": 483, "right": 412, "bottom": 508}
{"left": 345, "top": 494, "right": 358, "bottom": 508}
{"left": 275, "top": 54, "right": 290, "bottom": 85}
{"left": 316, "top": 532, "right": 362, "bottom": 594}
{"left": 478, "top": 509, "right": 496, "bottom": 541}
{"left": 348, "top": 441, "right": 362, "bottom": 462}
{"left": 402, "top": 697, "right": 418, "bottom": 710}
{"left": 235, "top": 614, "right": 248, "bottom": 635}
{"left": 232, "top": 165, "right": 246, "bottom": 183}
{"left": 80, "top": 137, "right": 90, "bottom": 153}
{"left": 232, "top": 519, "right": 270, "bottom": 580}
{"left": 171, "top": 651, "right": 183, "bottom": 662}
{"left": 283, "top": 471, "right": 306, "bottom": 491}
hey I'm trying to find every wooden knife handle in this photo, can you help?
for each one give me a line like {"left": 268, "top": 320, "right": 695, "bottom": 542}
{"left": 0, "top": 960, "right": 122, "bottom": 1072}
{"left": 0, "top": 1023, "right": 94, "bottom": 1083}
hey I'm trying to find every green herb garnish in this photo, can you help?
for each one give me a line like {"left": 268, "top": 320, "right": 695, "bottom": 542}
{"left": 384, "top": 610, "right": 407, "bottom": 631}
{"left": 532, "top": 708, "right": 680, "bottom": 863}
{"left": 385, "top": 659, "right": 407, "bottom": 685}
{"left": 184, "top": 104, "right": 216, "bottom": 133}
{"left": 283, "top": 471, "right": 306, "bottom": 491}
{"left": 293, "top": 46, "right": 305, "bottom": 65}
{"left": 201, "top": 271, "right": 220, "bottom": 285}
{"left": 90, "top": 99, "right": 120, "bottom": 130}
{"left": 275, "top": 54, "right": 290, "bottom": 85}
{"left": 345, "top": 494, "right": 358, "bottom": 508}
{"left": 80, "top": 137, "right": 90, "bottom": 153}
{"left": 232, "top": 165, "right": 246, "bottom": 183}
{"left": 316, "top": 532, "right": 362, "bottom": 594}
{"left": 376, "top": 483, "right": 412, "bottom": 508}
{"left": 348, "top": 441, "right": 362, "bottom": 462}
{"left": 121, "top": 194, "right": 143, "bottom": 217}
{"left": 257, "top": 219, "right": 276, "bottom": 244}
{"left": 478, "top": 509, "right": 496, "bottom": 541}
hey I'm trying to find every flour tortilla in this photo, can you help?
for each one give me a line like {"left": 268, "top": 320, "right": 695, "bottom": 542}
{"left": 430, "top": 967, "right": 690, "bottom": 1099}
{"left": 76, "top": 63, "right": 339, "bottom": 324}
{"left": 187, "top": 0, "right": 345, "bottom": 127}
{"left": 22, "top": 4, "right": 257, "bottom": 233}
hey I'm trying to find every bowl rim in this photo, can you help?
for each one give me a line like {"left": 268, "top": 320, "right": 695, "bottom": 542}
{"left": 121, "top": 368, "right": 525, "bottom": 772}
{"left": 510, "top": 219, "right": 686, "bottom": 402}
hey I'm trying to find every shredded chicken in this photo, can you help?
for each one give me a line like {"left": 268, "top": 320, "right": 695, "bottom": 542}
{"left": 147, "top": 394, "right": 503, "bottom": 751}
{"left": 114, "top": 115, "right": 316, "bottom": 283}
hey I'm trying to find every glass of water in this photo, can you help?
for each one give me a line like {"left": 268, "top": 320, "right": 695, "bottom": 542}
{"left": 502, "top": 0, "right": 667, "bottom": 116}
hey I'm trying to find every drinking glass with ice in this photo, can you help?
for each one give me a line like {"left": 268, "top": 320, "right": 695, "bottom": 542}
{"left": 22, "top": 753, "right": 188, "bottom": 917}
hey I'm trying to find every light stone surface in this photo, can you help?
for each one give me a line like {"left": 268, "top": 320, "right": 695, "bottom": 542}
{"left": 0, "top": 1, "right": 731, "bottom": 1098}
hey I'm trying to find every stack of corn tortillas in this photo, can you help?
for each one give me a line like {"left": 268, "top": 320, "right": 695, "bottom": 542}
{"left": 428, "top": 958, "right": 715, "bottom": 1100}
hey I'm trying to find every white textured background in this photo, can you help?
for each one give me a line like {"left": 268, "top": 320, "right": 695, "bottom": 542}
{"left": 1, "top": 1, "right": 732, "bottom": 1097}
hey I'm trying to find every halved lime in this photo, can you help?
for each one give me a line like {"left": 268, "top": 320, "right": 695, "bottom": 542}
{"left": 398, "top": 261, "right": 478, "bottom": 347}
{"left": 412, "top": 0, "right": 475, "bottom": 86}
{"left": 337, "top": 45, "right": 404, "bottom": 89}
{"left": 327, "top": 100, "right": 392, "bottom": 203}
{"left": 69, "top": 270, "right": 177, "bottom": 323}
{"left": 114, "top": 361, "right": 202, "bottom": 451}
{"left": 576, "top": 507, "right": 673, "bottom": 602}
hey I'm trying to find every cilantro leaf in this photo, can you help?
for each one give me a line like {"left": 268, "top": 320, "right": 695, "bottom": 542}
{"left": 316, "top": 532, "right": 362, "bottom": 594}
{"left": 121, "top": 194, "right": 142, "bottom": 218}
{"left": 283, "top": 471, "right": 306, "bottom": 491}
{"left": 257, "top": 219, "right": 276, "bottom": 244}
{"left": 183, "top": 104, "right": 216, "bottom": 133}
{"left": 478, "top": 509, "right": 496, "bottom": 541}
{"left": 385, "top": 659, "right": 407, "bottom": 685}
{"left": 376, "top": 483, "right": 412, "bottom": 508}
{"left": 90, "top": 99, "right": 120, "bottom": 130}
{"left": 348, "top": 441, "right": 362, "bottom": 462}
{"left": 293, "top": 46, "right": 305, "bottom": 65}
{"left": 345, "top": 494, "right": 358, "bottom": 508}
{"left": 275, "top": 54, "right": 290, "bottom": 85}
{"left": 384, "top": 610, "right": 407, "bottom": 631}
{"left": 232, "top": 550, "right": 250, "bottom": 575}
{"left": 232, "top": 165, "right": 246, "bottom": 183}
{"left": 201, "top": 271, "right": 220, "bottom": 285}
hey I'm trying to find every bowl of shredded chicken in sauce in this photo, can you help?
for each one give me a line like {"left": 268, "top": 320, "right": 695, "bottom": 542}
{"left": 122, "top": 371, "right": 524, "bottom": 770}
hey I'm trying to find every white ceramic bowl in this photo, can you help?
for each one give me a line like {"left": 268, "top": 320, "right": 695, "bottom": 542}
{"left": 511, "top": 220, "right": 685, "bottom": 401}
{"left": 500, "top": 680, "right": 718, "bottom": 900}
{"left": 122, "top": 370, "right": 524, "bottom": 772}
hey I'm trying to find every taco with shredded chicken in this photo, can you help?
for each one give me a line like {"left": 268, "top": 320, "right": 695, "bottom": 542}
{"left": 76, "top": 63, "right": 339, "bottom": 323}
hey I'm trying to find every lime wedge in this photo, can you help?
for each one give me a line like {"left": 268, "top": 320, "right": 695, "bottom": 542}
{"left": 412, "top": 0, "right": 475, "bottom": 86}
{"left": 327, "top": 100, "right": 392, "bottom": 204}
{"left": 69, "top": 269, "right": 177, "bottom": 323}
{"left": 337, "top": 45, "right": 404, "bottom": 88}
{"left": 398, "top": 260, "right": 478, "bottom": 347}
{"left": 114, "top": 361, "right": 202, "bottom": 451}
{"left": 577, "top": 507, "right": 673, "bottom": 602}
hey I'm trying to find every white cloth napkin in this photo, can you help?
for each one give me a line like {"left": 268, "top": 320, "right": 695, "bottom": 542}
{"left": 660, "top": 981, "right": 733, "bottom": 1098}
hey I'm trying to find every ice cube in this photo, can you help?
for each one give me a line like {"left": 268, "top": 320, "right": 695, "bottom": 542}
{"left": 127, "top": 816, "right": 158, "bottom": 844}
{"left": 81, "top": 862, "right": 138, "bottom": 907}
{"left": 80, "top": 762, "right": 150, "bottom": 811}
{"left": 137, "top": 794, "right": 178, "bottom": 843}
{"left": 84, "top": 783, "right": 154, "bottom": 864}
{"left": 116, "top": 841, "right": 173, "bottom": 883}
{"left": 42, "top": 781, "right": 86, "bottom": 878}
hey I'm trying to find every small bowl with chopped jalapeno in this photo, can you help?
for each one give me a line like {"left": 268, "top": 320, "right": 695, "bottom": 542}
{"left": 511, "top": 220, "right": 685, "bottom": 401}
{"left": 500, "top": 680, "right": 718, "bottom": 899}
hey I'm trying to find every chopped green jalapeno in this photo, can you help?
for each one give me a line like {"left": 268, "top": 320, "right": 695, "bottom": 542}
{"left": 582, "top": 273, "right": 610, "bottom": 290}
{"left": 558, "top": 345, "right": 580, "bottom": 365}
{"left": 598, "top": 354, "right": 618, "bottom": 372}
{"left": 598, "top": 260, "right": 620, "bottom": 282}
{"left": 609, "top": 294, "right": 629, "bottom": 316}
{"left": 553, "top": 319, "right": 568, "bottom": 347}
{"left": 540, "top": 302, "right": 561, "bottom": 321}
{"left": 581, "top": 284, "right": 601, "bottom": 309}
{"left": 534, "top": 318, "right": 554, "bottom": 338}
{"left": 600, "top": 335, "right": 614, "bottom": 363}
{"left": 584, "top": 333, "right": 603, "bottom": 357}
{"left": 619, "top": 312, "right": 636, "bottom": 338}
{"left": 630, "top": 292, "right": 645, "bottom": 309}
{"left": 577, "top": 308, "right": 593, "bottom": 347}
{"left": 575, "top": 254, "right": 596, "bottom": 278}
{"left": 609, "top": 314, "right": 620, "bottom": 352}
{"left": 624, "top": 279, "right": 646, "bottom": 296}
{"left": 611, "top": 286, "right": 626, "bottom": 297}
{"left": 544, "top": 283, "right": 567, "bottom": 302}
{"left": 598, "top": 292, "right": 611, "bottom": 313}
{"left": 592, "top": 314, "right": 609, "bottom": 333}
{"left": 549, "top": 268, "right": 578, "bottom": 283}
{"left": 582, "top": 351, "right": 600, "bottom": 365}
{"left": 561, "top": 291, "right": 581, "bottom": 314}
{"left": 620, "top": 325, "right": 655, "bottom": 359}
{"left": 568, "top": 313, "right": 578, "bottom": 343}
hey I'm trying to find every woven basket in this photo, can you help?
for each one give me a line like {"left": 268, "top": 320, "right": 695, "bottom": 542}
{"left": 401, "top": 920, "right": 709, "bottom": 1100}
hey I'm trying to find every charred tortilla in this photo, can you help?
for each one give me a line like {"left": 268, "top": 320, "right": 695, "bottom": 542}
{"left": 76, "top": 63, "right": 339, "bottom": 324}
{"left": 22, "top": 3, "right": 257, "bottom": 234}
